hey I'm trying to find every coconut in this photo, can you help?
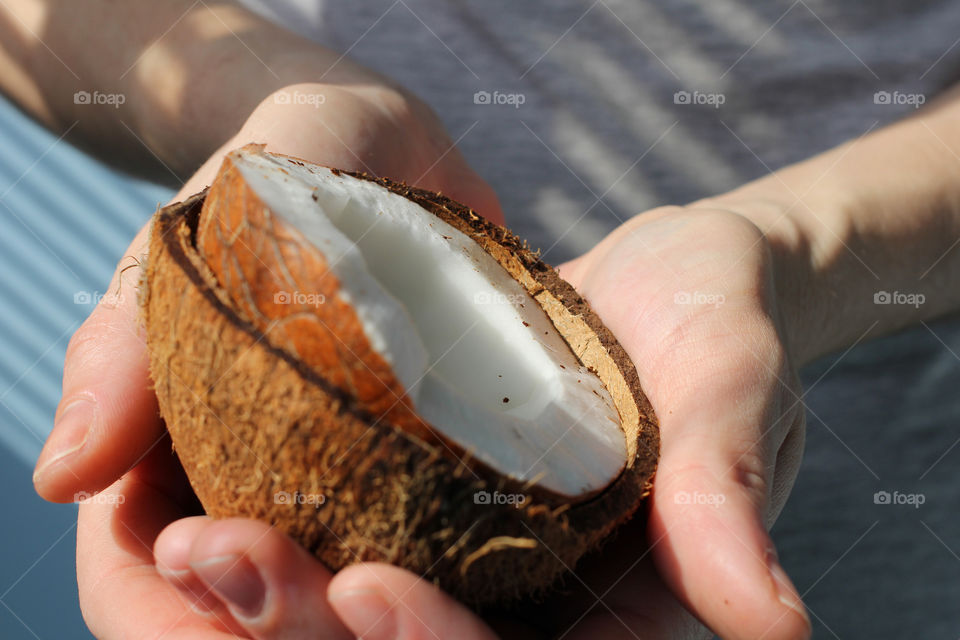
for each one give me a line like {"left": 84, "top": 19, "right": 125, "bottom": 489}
{"left": 141, "top": 144, "right": 659, "bottom": 606}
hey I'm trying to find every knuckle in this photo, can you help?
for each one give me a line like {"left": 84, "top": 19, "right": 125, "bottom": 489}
{"left": 64, "top": 315, "right": 111, "bottom": 367}
{"left": 733, "top": 455, "right": 771, "bottom": 509}
{"left": 63, "top": 310, "right": 140, "bottom": 385}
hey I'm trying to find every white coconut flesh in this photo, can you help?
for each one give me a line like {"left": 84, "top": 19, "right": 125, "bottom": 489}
{"left": 231, "top": 149, "right": 627, "bottom": 497}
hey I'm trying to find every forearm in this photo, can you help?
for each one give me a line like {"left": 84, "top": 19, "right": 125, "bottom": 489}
{"left": 708, "top": 89, "right": 960, "bottom": 365}
{"left": 0, "top": 0, "right": 388, "bottom": 182}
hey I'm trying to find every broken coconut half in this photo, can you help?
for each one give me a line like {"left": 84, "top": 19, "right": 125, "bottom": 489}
{"left": 141, "top": 144, "right": 659, "bottom": 605}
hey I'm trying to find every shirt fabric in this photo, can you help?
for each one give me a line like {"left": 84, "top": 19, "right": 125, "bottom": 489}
{"left": 235, "top": 1, "right": 960, "bottom": 635}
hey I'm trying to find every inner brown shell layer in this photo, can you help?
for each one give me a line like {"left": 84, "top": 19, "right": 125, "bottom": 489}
{"left": 196, "top": 154, "right": 434, "bottom": 442}
{"left": 142, "top": 168, "right": 659, "bottom": 606}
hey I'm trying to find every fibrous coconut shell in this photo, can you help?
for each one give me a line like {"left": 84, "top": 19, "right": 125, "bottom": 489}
{"left": 141, "top": 148, "right": 659, "bottom": 606}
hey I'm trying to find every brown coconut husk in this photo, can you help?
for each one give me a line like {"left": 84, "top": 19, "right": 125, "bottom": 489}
{"left": 141, "top": 149, "right": 659, "bottom": 606}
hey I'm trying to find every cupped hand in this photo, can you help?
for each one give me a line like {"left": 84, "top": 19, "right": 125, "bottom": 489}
{"left": 39, "top": 80, "right": 810, "bottom": 638}
{"left": 35, "top": 81, "right": 503, "bottom": 500}
{"left": 34, "top": 82, "right": 503, "bottom": 639}
{"left": 551, "top": 205, "right": 811, "bottom": 639}
{"left": 331, "top": 203, "right": 812, "bottom": 640}
{"left": 182, "top": 202, "right": 810, "bottom": 640}
{"left": 77, "top": 435, "right": 499, "bottom": 639}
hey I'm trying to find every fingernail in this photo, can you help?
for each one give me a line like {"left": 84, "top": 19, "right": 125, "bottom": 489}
{"left": 34, "top": 397, "right": 97, "bottom": 483}
{"left": 191, "top": 554, "right": 265, "bottom": 618}
{"left": 157, "top": 567, "right": 221, "bottom": 615}
{"left": 328, "top": 588, "right": 397, "bottom": 640}
{"left": 767, "top": 549, "right": 811, "bottom": 637}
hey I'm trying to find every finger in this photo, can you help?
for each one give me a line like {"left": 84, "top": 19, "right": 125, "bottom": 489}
{"left": 446, "top": 172, "right": 505, "bottom": 226}
{"left": 77, "top": 440, "right": 242, "bottom": 639}
{"left": 555, "top": 257, "right": 585, "bottom": 290}
{"left": 33, "top": 222, "right": 166, "bottom": 502}
{"left": 34, "top": 151, "right": 223, "bottom": 504}
{"left": 155, "top": 517, "right": 229, "bottom": 614}
{"left": 430, "top": 155, "right": 505, "bottom": 226}
{"left": 180, "top": 519, "right": 351, "bottom": 640}
{"left": 34, "top": 126, "right": 327, "bottom": 502}
{"left": 328, "top": 563, "right": 499, "bottom": 640}
{"left": 648, "top": 366, "right": 810, "bottom": 640}
{"left": 584, "top": 254, "right": 808, "bottom": 638}
{"left": 561, "top": 209, "right": 808, "bottom": 638}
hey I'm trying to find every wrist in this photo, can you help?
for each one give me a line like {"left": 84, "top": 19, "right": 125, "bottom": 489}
{"left": 711, "top": 113, "right": 960, "bottom": 364}
{"left": 692, "top": 184, "right": 849, "bottom": 367}
{"left": 127, "top": 3, "right": 396, "bottom": 177}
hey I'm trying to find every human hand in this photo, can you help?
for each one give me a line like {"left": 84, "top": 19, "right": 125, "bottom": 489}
{"left": 34, "top": 82, "right": 502, "bottom": 638}
{"left": 313, "top": 203, "right": 813, "bottom": 640}
{"left": 35, "top": 81, "right": 502, "bottom": 500}
{"left": 40, "top": 80, "right": 809, "bottom": 639}
{"left": 550, "top": 204, "right": 811, "bottom": 639}
{"left": 133, "top": 204, "right": 811, "bottom": 640}
{"left": 76, "top": 433, "right": 502, "bottom": 639}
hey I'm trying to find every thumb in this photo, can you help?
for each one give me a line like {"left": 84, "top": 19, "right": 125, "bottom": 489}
{"left": 418, "top": 152, "right": 505, "bottom": 226}
{"left": 328, "top": 564, "right": 500, "bottom": 640}
{"left": 649, "top": 423, "right": 810, "bottom": 640}
{"left": 33, "top": 160, "right": 226, "bottom": 502}
{"left": 33, "top": 224, "right": 163, "bottom": 502}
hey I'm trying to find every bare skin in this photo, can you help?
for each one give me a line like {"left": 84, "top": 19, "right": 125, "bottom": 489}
{"left": 5, "top": 1, "right": 960, "bottom": 638}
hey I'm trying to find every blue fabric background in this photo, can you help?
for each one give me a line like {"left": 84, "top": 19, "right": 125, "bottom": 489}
{"left": 0, "top": 95, "right": 172, "bottom": 639}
